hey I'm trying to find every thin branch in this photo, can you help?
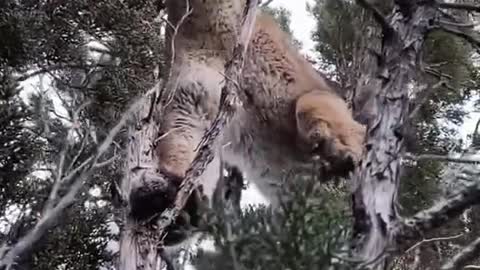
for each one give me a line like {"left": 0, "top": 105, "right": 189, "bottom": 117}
{"left": 404, "top": 153, "right": 480, "bottom": 165}
{"left": 405, "top": 233, "right": 464, "bottom": 253}
{"left": 260, "top": 0, "right": 274, "bottom": 7}
{"left": 158, "top": 1, "right": 193, "bottom": 111}
{"left": 439, "top": 19, "right": 480, "bottom": 29}
{"left": 438, "top": 2, "right": 480, "bottom": 13}
{"left": 441, "top": 237, "right": 480, "bottom": 270}
{"left": 14, "top": 63, "right": 103, "bottom": 82}
{"left": 439, "top": 24, "right": 480, "bottom": 49}
{"left": 394, "top": 181, "right": 480, "bottom": 250}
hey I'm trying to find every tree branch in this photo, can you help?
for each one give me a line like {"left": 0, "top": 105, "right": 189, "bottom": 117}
{"left": 394, "top": 180, "right": 480, "bottom": 250}
{"left": 404, "top": 153, "right": 480, "bottom": 165}
{"left": 437, "top": 2, "right": 480, "bottom": 13}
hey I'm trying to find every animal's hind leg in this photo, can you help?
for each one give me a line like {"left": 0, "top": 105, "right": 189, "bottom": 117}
{"left": 295, "top": 90, "right": 366, "bottom": 176}
{"left": 129, "top": 59, "right": 224, "bottom": 229}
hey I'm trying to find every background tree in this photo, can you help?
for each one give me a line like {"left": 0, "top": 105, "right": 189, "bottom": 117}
{"left": 0, "top": 0, "right": 166, "bottom": 269}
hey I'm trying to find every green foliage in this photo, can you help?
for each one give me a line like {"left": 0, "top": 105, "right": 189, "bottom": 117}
{"left": 0, "top": 76, "right": 43, "bottom": 211}
{"left": 308, "top": 0, "right": 360, "bottom": 73}
{"left": 192, "top": 173, "right": 355, "bottom": 270}
{"left": 0, "top": 0, "right": 165, "bottom": 268}
{"left": 261, "top": 5, "right": 303, "bottom": 48}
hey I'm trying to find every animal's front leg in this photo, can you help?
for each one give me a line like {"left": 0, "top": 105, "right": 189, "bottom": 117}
{"left": 295, "top": 90, "right": 366, "bottom": 176}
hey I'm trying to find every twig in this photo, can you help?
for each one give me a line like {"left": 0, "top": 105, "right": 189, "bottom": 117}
{"left": 441, "top": 237, "right": 480, "bottom": 270}
{"left": 260, "top": 0, "right": 274, "bottom": 7}
{"left": 154, "top": 0, "right": 259, "bottom": 239}
{"left": 159, "top": 0, "right": 194, "bottom": 111}
{"left": 405, "top": 233, "right": 464, "bottom": 253}
{"left": 404, "top": 153, "right": 480, "bottom": 165}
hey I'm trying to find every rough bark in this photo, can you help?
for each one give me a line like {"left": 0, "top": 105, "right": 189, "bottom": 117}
{"left": 351, "top": 2, "right": 437, "bottom": 268}
{"left": 352, "top": 1, "right": 480, "bottom": 268}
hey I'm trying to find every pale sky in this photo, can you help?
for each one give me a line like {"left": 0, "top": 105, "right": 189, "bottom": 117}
{"left": 270, "top": 0, "right": 316, "bottom": 54}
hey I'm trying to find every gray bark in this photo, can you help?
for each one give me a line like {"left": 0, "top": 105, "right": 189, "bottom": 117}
{"left": 351, "top": 2, "right": 438, "bottom": 268}
{"left": 352, "top": 1, "right": 480, "bottom": 268}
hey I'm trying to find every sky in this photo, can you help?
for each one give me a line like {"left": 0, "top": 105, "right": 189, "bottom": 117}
{"left": 270, "top": 0, "right": 316, "bottom": 54}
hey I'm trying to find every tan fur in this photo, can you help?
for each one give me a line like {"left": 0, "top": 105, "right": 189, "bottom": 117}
{"left": 157, "top": 1, "right": 366, "bottom": 207}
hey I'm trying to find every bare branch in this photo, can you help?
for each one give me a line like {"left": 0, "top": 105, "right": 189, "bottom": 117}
{"left": 439, "top": 19, "right": 480, "bottom": 28}
{"left": 405, "top": 233, "right": 464, "bottom": 253}
{"left": 13, "top": 63, "right": 103, "bottom": 82}
{"left": 394, "top": 181, "right": 480, "bottom": 250}
{"left": 439, "top": 24, "right": 480, "bottom": 49}
{"left": 441, "top": 237, "right": 480, "bottom": 270}
{"left": 404, "top": 152, "right": 480, "bottom": 165}
{"left": 438, "top": 2, "right": 480, "bottom": 13}
{"left": 260, "top": 0, "right": 274, "bottom": 7}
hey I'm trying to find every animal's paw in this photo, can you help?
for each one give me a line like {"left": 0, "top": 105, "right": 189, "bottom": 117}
{"left": 306, "top": 120, "right": 365, "bottom": 176}
{"left": 128, "top": 169, "right": 208, "bottom": 245}
{"left": 129, "top": 170, "right": 181, "bottom": 221}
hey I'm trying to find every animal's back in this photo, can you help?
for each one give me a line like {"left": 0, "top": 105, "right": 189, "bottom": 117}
{"left": 221, "top": 13, "right": 351, "bottom": 205}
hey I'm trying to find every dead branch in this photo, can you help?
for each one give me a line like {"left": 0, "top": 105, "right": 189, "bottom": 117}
{"left": 441, "top": 237, "right": 480, "bottom": 270}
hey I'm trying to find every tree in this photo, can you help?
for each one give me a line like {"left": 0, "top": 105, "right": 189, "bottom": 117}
{"left": 0, "top": 0, "right": 166, "bottom": 269}
{"left": 4, "top": 1, "right": 480, "bottom": 270}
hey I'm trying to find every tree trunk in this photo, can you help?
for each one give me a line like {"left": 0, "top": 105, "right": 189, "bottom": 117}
{"left": 351, "top": 2, "right": 437, "bottom": 268}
